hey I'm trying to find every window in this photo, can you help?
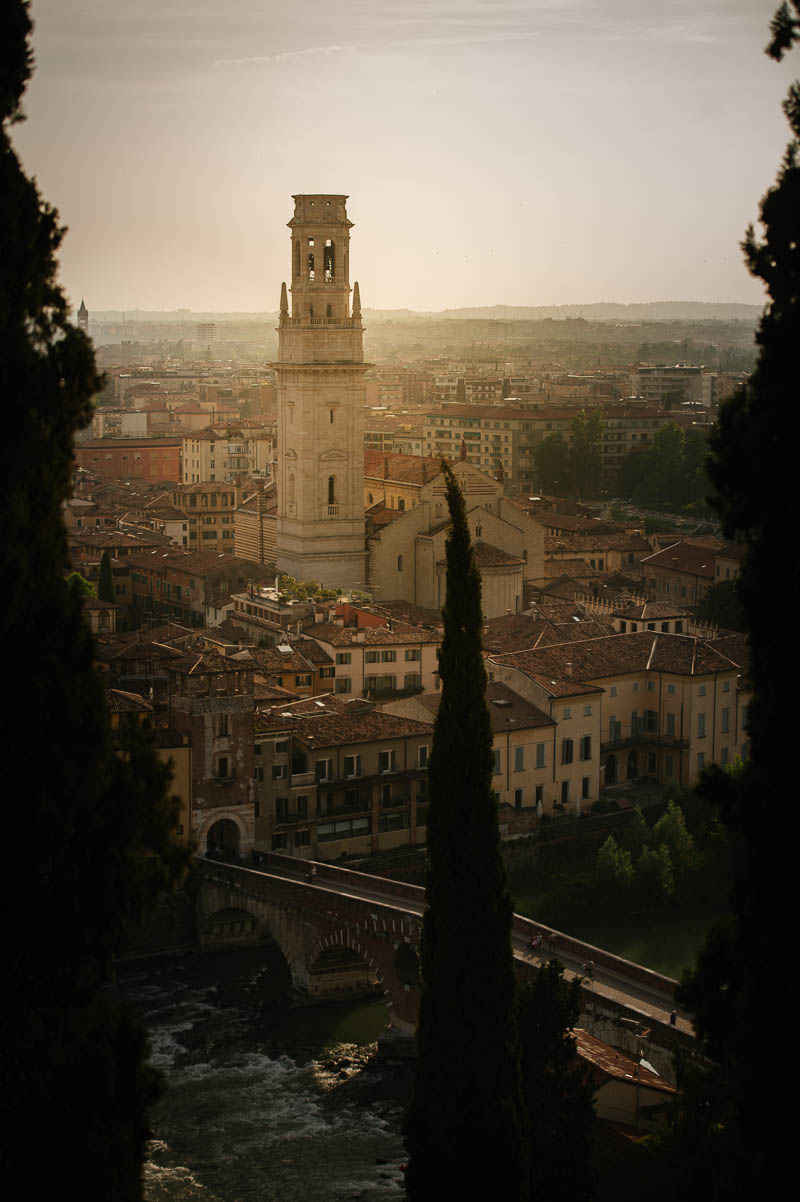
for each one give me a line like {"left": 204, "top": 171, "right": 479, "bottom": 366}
{"left": 381, "top": 650, "right": 397, "bottom": 663}
{"left": 397, "top": 555, "right": 403, "bottom": 571}
{"left": 723, "top": 680, "right": 730, "bottom": 693}
{"left": 315, "top": 758, "right": 332, "bottom": 782}
{"left": 647, "top": 680, "right": 656, "bottom": 692}
{"left": 632, "top": 682, "right": 640, "bottom": 693}
{"left": 216, "top": 756, "right": 229, "bottom": 779}
{"left": 418, "top": 745, "right": 429, "bottom": 769}
{"left": 217, "top": 714, "right": 229, "bottom": 736}
{"left": 665, "top": 755, "right": 674, "bottom": 777}
{"left": 698, "top": 684, "right": 707, "bottom": 697}
{"left": 561, "top": 739, "right": 574, "bottom": 765}
{"left": 535, "top": 784, "right": 544, "bottom": 806}
{"left": 697, "top": 712, "right": 706, "bottom": 738}
{"left": 579, "top": 735, "right": 591, "bottom": 761}
{"left": 335, "top": 676, "right": 352, "bottom": 694}
{"left": 647, "top": 752, "right": 657, "bottom": 773}
{"left": 404, "top": 673, "right": 421, "bottom": 690}
{"left": 381, "top": 783, "right": 392, "bottom": 804}
{"left": 697, "top": 752, "right": 705, "bottom": 772}
{"left": 343, "top": 754, "right": 361, "bottom": 778}
{"left": 318, "top": 817, "right": 370, "bottom": 842}
{"left": 722, "top": 707, "right": 730, "bottom": 733}
{"left": 535, "top": 743, "right": 545, "bottom": 768}
{"left": 582, "top": 777, "right": 590, "bottom": 799}
{"left": 666, "top": 713, "right": 676, "bottom": 737}
{"left": 417, "top": 776, "right": 429, "bottom": 800}
{"left": 405, "top": 648, "right": 421, "bottom": 661}
{"left": 493, "top": 748, "right": 502, "bottom": 775}
{"left": 272, "top": 833, "right": 287, "bottom": 850}
{"left": 296, "top": 829, "right": 311, "bottom": 846}
{"left": 583, "top": 704, "right": 592, "bottom": 716}
{"left": 335, "top": 652, "right": 351, "bottom": 665}
{"left": 365, "top": 650, "right": 380, "bottom": 664}
{"left": 272, "top": 764, "right": 286, "bottom": 780}
{"left": 275, "top": 740, "right": 288, "bottom": 754}
{"left": 378, "top": 749, "right": 397, "bottom": 774}
{"left": 563, "top": 707, "right": 571, "bottom": 719}
{"left": 275, "top": 797, "right": 288, "bottom": 821}
{"left": 295, "top": 674, "right": 312, "bottom": 687}
{"left": 514, "top": 788, "right": 523, "bottom": 809}
{"left": 514, "top": 746, "right": 524, "bottom": 772}
{"left": 609, "top": 686, "right": 617, "bottom": 698}
{"left": 667, "top": 683, "right": 676, "bottom": 696}
{"left": 561, "top": 781, "right": 570, "bottom": 804}
{"left": 721, "top": 747, "right": 729, "bottom": 767}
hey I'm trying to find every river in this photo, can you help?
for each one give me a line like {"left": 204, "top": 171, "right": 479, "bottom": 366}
{"left": 123, "top": 871, "right": 720, "bottom": 1200}
{"left": 121, "top": 945, "right": 408, "bottom": 1202}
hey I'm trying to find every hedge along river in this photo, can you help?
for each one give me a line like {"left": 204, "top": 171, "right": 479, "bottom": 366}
{"left": 119, "top": 943, "right": 411, "bottom": 1202}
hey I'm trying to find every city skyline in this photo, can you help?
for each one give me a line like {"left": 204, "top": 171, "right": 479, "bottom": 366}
{"left": 14, "top": 1, "right": 796, "bottom": 313}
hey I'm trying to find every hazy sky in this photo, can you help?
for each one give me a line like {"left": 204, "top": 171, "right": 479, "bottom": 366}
{"left": 13, "top": 1, "right": 798, "bottom": 313}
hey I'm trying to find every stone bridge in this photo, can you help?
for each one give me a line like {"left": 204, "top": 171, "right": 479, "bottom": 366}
{"left": 196, "top": 852, "right": 697, "bottom": 1081}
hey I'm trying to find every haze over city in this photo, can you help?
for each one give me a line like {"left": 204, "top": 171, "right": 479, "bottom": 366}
{"left": 15, "top": 0, "right": 796, "bottom": 314}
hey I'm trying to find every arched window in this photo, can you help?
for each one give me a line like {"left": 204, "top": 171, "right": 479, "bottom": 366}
{"left": 328, "top": 476, "right": 335, "bottom": 505}
{"left": 326, "top": 304, "right": 332, "bottom": 317}
{"left": 324, "top": 240, "right": 335, "bottom": 281}
{"left": 398, "top": 498, "right": 405, "bottom": 511}
{"left": 294, "top": 240, "right": 300, "bottom": 276}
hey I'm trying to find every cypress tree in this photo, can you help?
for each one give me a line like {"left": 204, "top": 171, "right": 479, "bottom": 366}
{"left": 674, "top": 7, "right": 800, "bottom": 1197}
{"left": 99, "top": 549, "right": 114, "bottom": 602}
{"left": 1, "top": 5, "right": 187, "bottom": 1194}
{"left": 404, "top": 463, "right": 527, "bottom": 1202}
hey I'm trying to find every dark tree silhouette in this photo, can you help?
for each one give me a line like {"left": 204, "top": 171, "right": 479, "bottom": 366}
{"left": 672, "top": 8, "right": 800, "bottom": 1198}
{"left": 404, "top": 463, "right": 527, "bottom": 1202}
{"left": 518, "top": 961, "right": 595, "bottom": 1202}
{"left": 1, "top": 5, "right": 187, "bottom": 1195}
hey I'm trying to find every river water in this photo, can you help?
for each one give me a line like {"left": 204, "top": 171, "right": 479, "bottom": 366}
{"left": 122, "top": 869, "right": 721, "bottom": 1202}
{"left": 120, "top": 945, "right": 409, "bottom": 1202}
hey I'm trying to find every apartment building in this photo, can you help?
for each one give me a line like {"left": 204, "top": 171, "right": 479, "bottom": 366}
{"left": 641, "top": 539, "right": 725, "bottom": 604}
{"left": 630, "top": 364, "right": 718, "bottom": 409}
{"left": 252, "top": 699, "right": 434, "bottom": 859}
{"left": 489, "top": 629, "right": 750, "bottom": 791}
{"left": 75, "top": 437, "right": 182, "bottom": 483}
{"left": 181, "top": 426, "right": 273, "bottom": 484}
{"left": 307, "top": 621, "right": 441, "bottom": 699}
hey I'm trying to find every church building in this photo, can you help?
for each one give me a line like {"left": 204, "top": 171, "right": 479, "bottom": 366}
{"left": 260, "top": 195, "right": 544, "bottom": 613}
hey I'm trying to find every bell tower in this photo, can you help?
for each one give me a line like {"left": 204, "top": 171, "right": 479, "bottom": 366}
{"left": 274, "top": 194, "right": 367, "bottom": 589}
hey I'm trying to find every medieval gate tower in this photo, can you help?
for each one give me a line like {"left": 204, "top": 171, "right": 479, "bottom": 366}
{"left": 274, "top": 194, "right": 367, "bottom": 588}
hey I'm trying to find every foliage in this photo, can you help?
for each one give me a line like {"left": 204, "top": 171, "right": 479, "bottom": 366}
{"left": 278, "top": 573, "right": 339, "bottom": 601}
{"left": 674, "top": 10, "right": 800, "bottom": 1196}
{"left": 534, "top": 431, "right": 572, "bottom": 493}
{"left": 68, "top": 569, "right": 96, "bottom": 597}
{"left": 99, "top": 549, "right": 114, "bottom": 602}
{"left": 694, "top": 578, "right": 745, "bottom": 631}
{"left": 569, "top": 407, "right": 604, "bottom": 497}
{"left": 619, "top": 422, "right": 711, "bottom": 512}
{"left": 595, "top": 835, "right": 634, "bottom": 899}
{"left": 1, "top": 6, "right": 188, "bottom": 1194}
{"left": 404, "top": 463, "right": 527, "bottom": 1201}
{"left": 517, "top": 961, "right": 596, "bottom": 1202}
{"left": 633, "top": 842, "right": 675, "bottom": 907}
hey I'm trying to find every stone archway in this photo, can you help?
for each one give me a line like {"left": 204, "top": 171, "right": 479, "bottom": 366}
{"left": 308, "top": 935, "right": 383, "bottom": 1002}
{"left": 626, "top": 750, "right": 639, "bottom": 780}
{"left": 206, "top": 817, "right": 241, "bottom": 856}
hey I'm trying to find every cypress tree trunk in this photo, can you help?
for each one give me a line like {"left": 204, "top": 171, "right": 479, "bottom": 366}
{"left": 1, "top": 6, "right": 187, "bottom": 1194}
{"left": 404, "top": 463, "right": 527, "bottom": 1202}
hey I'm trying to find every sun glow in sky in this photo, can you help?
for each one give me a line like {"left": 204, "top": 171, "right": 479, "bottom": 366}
{"left": 14, "top": 1, "right": 798, "bottom": 312}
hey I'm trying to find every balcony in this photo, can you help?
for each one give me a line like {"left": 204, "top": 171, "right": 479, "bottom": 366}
{"left": 601, "top": 732, "right": 689, "bottom": 753}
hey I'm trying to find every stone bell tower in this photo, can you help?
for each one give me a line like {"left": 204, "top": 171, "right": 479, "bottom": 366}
{"left": 274, "top": 194, "right": 367, "bottom": 589}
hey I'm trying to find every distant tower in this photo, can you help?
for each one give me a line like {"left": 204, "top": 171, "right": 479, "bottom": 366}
{"left": 77, "top": 299, "right": 88, "bottom": 335}
{"left": 274, "top": 194, "right": 367, "bottom": 588}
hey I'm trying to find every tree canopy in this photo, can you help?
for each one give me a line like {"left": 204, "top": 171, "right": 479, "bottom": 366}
{"left": 1, "top": 4, "right": 187, "bottom": 1194}
{"left": 404, "top": 463, "right": 527, "bottom": 1201}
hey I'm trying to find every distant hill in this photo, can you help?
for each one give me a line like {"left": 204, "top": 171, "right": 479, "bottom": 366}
{"left": 88, "top": 302, "right": 761, "bottom": 325}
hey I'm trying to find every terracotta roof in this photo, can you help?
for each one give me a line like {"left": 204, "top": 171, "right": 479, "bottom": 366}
{"left": 471, "top": 541, "right": 524, "bottom": 568}
{"left": 642, "top": 538, "right": 725, "bottom": 578}
{"left": 268, "top": 708, "right": 434, "bottom": 749}
{"left": 306, "top": 621, "right": 440, "bottom": 647}
{"left": 543, "top": 559, "right": 598, "bottom": 579}
{"left": 106, "top": 687, "right": 154, "bottom": 712}
{"left": 491, "top": 630, "right": 740, "bottom": 683}
{"left": 363, "top": 449, "right": 442, "bottom": 485}
{"left": 546, "top": 532, "right": 651, "bottom": 554}
{"left": 573, "top": 1029, "right": 675, "bottom": 1095}
{"left": 613, "top": 601, "right": 691, "bottom": 620}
